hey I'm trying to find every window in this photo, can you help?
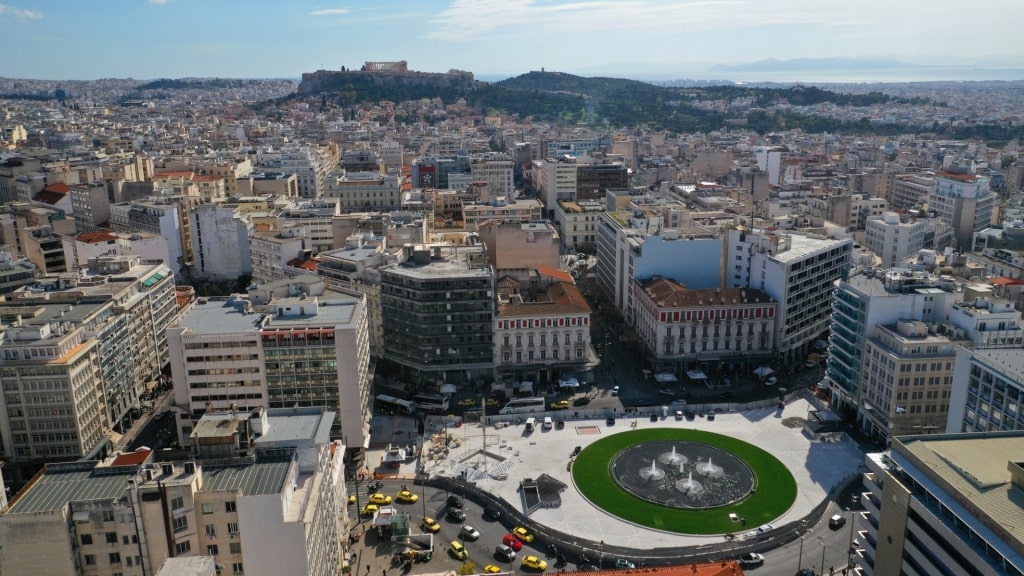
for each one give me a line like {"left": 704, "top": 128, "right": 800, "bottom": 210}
{"left": 208, "top": 545, "right": 219, "bottom": 556}
{"left": 230, "top": 543, "right": 242, "bottom": 554}
{"left": 109, "top": 552, "right": 121, "bottom": 564}
{"left": 225, "top": 501, "right": 237, "bottom": 513}
{"left": 106, "top": 532, "right": 118, "bottom": 544}
{"left": 84, "top": 555, "right": 97, "bottom": 566}
{"left": 233, "top": 562, "right": 244, "bottom": 574}
{"left": 171, "top": 496, "right": 184, "bottom": 510}
{"left": 175, "top": 541, "right": 191, "bottom": 555}
{"left": 172, "top": 516, "right": 188, "bottom": 533}
{"left": 205, "top": 524, "right": 217, "bottom": 537}
{"left": 81, "top": 534, "right": 93, "bottom": 546}
{"left": 202, "top": 503, "right": 214, "bottom": 514}
{"left": 102, "top": 510, "right": 115, "bottom": 522}
{"left": 227, "top": 522, "right": 239, "bottom": 535}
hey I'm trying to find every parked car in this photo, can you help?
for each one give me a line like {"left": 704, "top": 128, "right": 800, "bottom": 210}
{"left": 614, "top": 559, "right": 636, "bottom": 569}
{"left": 484, "top": 508, "right": 502, "bottom": 521}
{"left": 447, "top": 507, "right": 466, "bottom": 522}
{"left": 670, "top": 399, "right": 688, "bottom": 406}
{"left": 658, "top": 388, "right": 676, "bottom": 397}
{"left": 447, "top": 495, "right": 464, "bottom": 508}
{"left": 484, "top": 565, "right": 501, "bottom": 573}
{"left": 764, "top": 376, "right": 778, "bottom": 386}
{"left": 757, "top": 523, "right": 775, "bottom": 534}
{"left": 606, "top": 417, "right": 616, "bottom": 426}
{"left": 611, "top": 386, "right": 620, "bottom": 396}
{"left": 738, "top": 552, "right": 764, "bottom": 565}
{"left": 555, "top": 420, "right": 565, "bottom": 430}
{"left": 675, "top": 410, "right": 684, "bottom": 420}
{"left": 521, "top": 555, "right": 548, "bottom": 571}
{"left": 829, "top": 514, "right": 846, "bottom": 529}
{"left": 458, "top": 398, "right": 476, "bottom": 407}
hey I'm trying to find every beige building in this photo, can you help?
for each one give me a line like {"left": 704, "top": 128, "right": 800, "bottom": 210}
{"left": 478, "top": 221, "right": 560, "bottom": 276}
{"left": 462, "top": 197, "right": 544, "bottom": 230}
{"left": 860, "top": 320, "right": 962, "bottom": 439}
{"left": 248, "top": 227, "right": 309, "bottom": 285}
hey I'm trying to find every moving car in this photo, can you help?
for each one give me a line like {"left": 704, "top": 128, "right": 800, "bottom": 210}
{"left": 361, "top": 504, "right": 378, "bottom": 516}
{"left": 485, "top": 398, "right": 499, "bottom": 407}
{"left": 422, "top": 516, "right": 441, "bottom": 533}
{"left": 658, "top": 388, "right": 676, "bottom": 397}
{"left": 550, "top": 400, "right": 570, "bottom": 410}
{"left": 757, "top": 523, "right": 775, "bottom": 534}
{"left": 829, "top": 514, "right": 846, "bottom": 529}
{"left": 495, "top": 544, "right": 517, "bottom": 561}
{"left": 521, "top": 555, "right": 548, "bottom": 571}
{"left": 764, "top": 376, "right": 778, "bottom": 386}
{"left": 737, "top": 552, "right": 764, "bottom": 566}
{"left": 614, "top": 559, "right": 636, "bottom": 569}
{"left": 484, "top": 508, "right": 502, "bottom": 521}
{"left": 449, "top": 540, "right": 468, "bottom": 560}
{"left": 484, "top": 565, "right": 501, "bottom": 573}
{"left": 512, "top": 526, "right": 534, "bottom": 543}
{"left": 460, "top": 525, "right": 481, "bottom": 540}
{"left": 447, "top": 507, "right": 466, "bottom": 522}
{"left": 572, "top": 397, "right": 591, "bottom": 407}
{"left": 502, "top": 534, "right": 524, "bottom": 551}
{"left": 458, "top": 398, "right": 476, "bottom": 407}
{"left": 397, "top": 489, "right": 418, "bottom": 503}
{"left": 611, "top": 385, "right": 620, "bottom": 396}
{"left": 368, "top": 493, "right": 392, "bottom": 505}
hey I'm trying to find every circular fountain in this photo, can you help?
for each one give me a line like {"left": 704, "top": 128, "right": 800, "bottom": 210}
{"left": 609, "top": 440, "right": 755, "bottom": 510}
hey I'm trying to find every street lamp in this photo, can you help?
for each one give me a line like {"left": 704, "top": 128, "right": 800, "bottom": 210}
{"left": 819, "top": 539, "right": 826, "bottom": 576}
{"left": 797, "top": 535, "right": 805, "bottom": 573}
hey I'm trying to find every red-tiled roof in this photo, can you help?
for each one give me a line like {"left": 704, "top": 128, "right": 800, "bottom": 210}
{"left": 537, "top": 265, "right": 574, "bottom": 284}
{"left": 111, "top": 448, "right": 152, "bottom": 467}
{"left": 33, "top": 189, "right": 68, "bottom": 205}
{"left": 990, "top": 277, "right": 1024, "bottom": 286}
{"left": 78, "top": 230, "right": 118, "bottom": 243}
{"left": 154, "top": 171, "right": 195, "bottom": 179}
{"left": 193, "top": 174, "right": 223, "bottom": 182}
{"left": 43, "top": 182, "right": 70, "bottom": 193}
{"left": 288, "top": 257, "right": 318, "bottom": 271}
{"left": 639, "top": 277, "right": 774, "bottom": 308}
{"left": 937, "top": 171, "right": 978, "bottom": 183}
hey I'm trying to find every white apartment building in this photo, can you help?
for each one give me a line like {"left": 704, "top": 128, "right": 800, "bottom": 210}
{"left": 948, "top": 347, "right": 1024, "bottom": 434}
{"left": 462, "top": 198, "right": 544, "bottom": 229}
{"left": 273, "top": 198, "right": 340, "bottom": 255}
{"left": 540, "top": 157, "right": 578, "bottom": 208}
{"left": 316, "top": 244, "right": 389, "bottom": 360}
{"left": 864, "top": 212, "right": 930, "bottom": 268}
{"left": 0, "top": 407, "right": 347, "bottom": 576}
{"left": 323, "top": 171, "right": 401, "bottom": 211}
{"left": 74, "top": 229, "right": 171, "bottom": 271}
{"left": 248, "top": 227, "right": 309, "bottom": 285}
{"left": 110, "top": 197, "right": 189, "bottom": 277}
{"left": 470, "top": 153, "right": 514, "bottom": 198}
{"left": 890, "top": 173, "right": 934, "bottom": 210}
{"left": 68, "top": 182, "right": 110, "bottom": 232}
{"left": 553, "top": 199, "right": 604, "bottom": 253}
{"left": 726, "top": 227, "right": 853, "bottom": 361}
{"left": 190, "top": 203, "right": 252, "bottom": 281}
{"left": 928, "top": 170, "right": 995, "bottom": 250}
{"left": 167, "top": 279, "right": 371, "bottom": 448}
{"left": 754, "top": 146, "right": 788, "bottom": 185}
{"left": 257, "top": 145, "right": 340, "bottom": 199}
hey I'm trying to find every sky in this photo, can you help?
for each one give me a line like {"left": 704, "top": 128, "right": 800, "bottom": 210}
{"left": 1, "top": 0, "right": 1022, "bottom": 81}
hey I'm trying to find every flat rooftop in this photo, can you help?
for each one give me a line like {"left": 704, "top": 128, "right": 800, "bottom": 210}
{"left": 6, "top": 461, "right": 135, "bottom": 515}
{"left": 971, "top": 348, "right": 1024, "bottom": 382}
{"left": 772, "top": 233, "right": 849, "bottom": 263}
{"left": 177, "top": 298, "right": 265, "bottom": 335}
{"left": 201, "top": 454, "right": 293, "bottom": 496}
{"left": 254, "top": 407, "right": 335, "bottom": 447}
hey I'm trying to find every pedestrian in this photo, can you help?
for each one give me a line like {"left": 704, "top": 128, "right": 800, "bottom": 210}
{"left": 365, "top": 566, "right": 370, "bottom": 575}
{"left": 383, "top": 569, "right": 387, "bottom": 576}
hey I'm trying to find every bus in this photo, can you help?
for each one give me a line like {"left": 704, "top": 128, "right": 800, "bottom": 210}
{"left": 375, "top": 394, "right": 417, "bottom": 415}
{"left": 413, "top": 394, "right": 450, "bottom": 412}
{"left": 498, "top": 397, "right": 546, "bottom": 415}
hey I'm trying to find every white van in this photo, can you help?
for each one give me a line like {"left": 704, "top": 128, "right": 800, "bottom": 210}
{"left": 542, "top": 416, "right": 553, "bottom": 430}
{"left": 525, "top": 417, "right": 536, "bottom": 432}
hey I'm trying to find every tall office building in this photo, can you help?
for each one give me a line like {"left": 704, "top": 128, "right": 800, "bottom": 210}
{"left": 380, "top": 245, "right": 495, "bottom": 386}
{"left": 861, "top": 433, "right": 1024, "bottom": 576}
{"left": 928, "top": 170, "right": 995, "bottom": 250}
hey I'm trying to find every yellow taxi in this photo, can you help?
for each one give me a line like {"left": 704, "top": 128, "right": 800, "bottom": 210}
{"left": 422, "top": 516, "right": 441, "bottom": 533}
{"left": 368, "top": 493, "right": 392, "bottom": 505}
{"left": 449, "top": 540, "right": 468, "bottom": 560}
{"left": 512, "top": 526, "right": 534, "bottom": 543}
{"left": 521, "top": 556, "right": 547, "bottom": 571}
{"left": 396, "top": 489, "right": 418, "bottom": 503}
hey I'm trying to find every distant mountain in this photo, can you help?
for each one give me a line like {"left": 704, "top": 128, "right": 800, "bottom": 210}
{"left": 709, "top": 58, "right": 920, "bottom": 73}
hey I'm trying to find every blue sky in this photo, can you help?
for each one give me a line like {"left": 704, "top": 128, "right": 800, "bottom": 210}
{"left": 1, "top": 0, "right": 1021, "bottom": 80}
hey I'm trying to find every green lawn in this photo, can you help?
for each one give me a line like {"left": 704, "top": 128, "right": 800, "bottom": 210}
{"left": 571, "top": 428, "right": 796, "bottom": 535}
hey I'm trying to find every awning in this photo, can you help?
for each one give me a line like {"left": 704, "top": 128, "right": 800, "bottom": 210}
{"left": 558, "top": 377, "right": 580, "bottom": 388}
{"left": 655, "top": 373, "right": 679, "bottom": 383}
{"left": 439, "top": 384, "right": 457, "bottom": 394}
{"left": 753, "top": 366, "right": 775, "bottom": 377}
{"left": 685, "top": 370, "right": 707, "bottom": 381}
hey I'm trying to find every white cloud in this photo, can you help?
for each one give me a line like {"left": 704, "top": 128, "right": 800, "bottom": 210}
{"left": 309, "top": 7, "right": 350, "bottom": 16}
{"left": 0, "top": 3, "right": 43, "bottom": 19}
{"left": 148, "top": 0, "right": 169, "bottom": 4}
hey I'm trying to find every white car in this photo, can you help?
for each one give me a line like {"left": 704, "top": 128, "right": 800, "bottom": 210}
{"left": 460, "top": 525, "right": 481, "bottom": 540}
{"left": 738, "top": 553, "right": 764, "bottom": 566}
{"left": 757, "top": 523, "right": 775, "bottom": 534}
{"left": 764, "top": 376, "right": 778, "bottom": 386}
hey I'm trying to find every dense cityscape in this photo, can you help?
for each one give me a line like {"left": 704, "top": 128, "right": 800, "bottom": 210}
{"left": 1, "top": 52, "right": 1024, "bottom": 576}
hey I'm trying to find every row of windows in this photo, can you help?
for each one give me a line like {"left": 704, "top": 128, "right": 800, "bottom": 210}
{"left": 501, "top": 349, "right": 585, "bottom": 363}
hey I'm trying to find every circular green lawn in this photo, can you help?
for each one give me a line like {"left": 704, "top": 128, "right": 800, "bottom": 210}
{"left": 571, "top": 428, "right": 796, "bottom": 535}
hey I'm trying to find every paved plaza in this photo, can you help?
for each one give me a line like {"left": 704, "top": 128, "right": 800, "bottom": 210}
{"left": 385, "top": 396, "right": 863, "bottom": 548}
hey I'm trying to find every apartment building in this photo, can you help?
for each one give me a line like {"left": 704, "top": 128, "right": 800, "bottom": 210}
{"left": 864, "top": 213, "right": 931, "bottom": 268}
{"left": 470, "top": 153, "right": 514, "bottom": 197}
{"left": 248, "top": 227, "right": 309, "bottom": 285}
{"left": 494, "top": 277, "right": 592, "bottom": 384}
{"left": 540, "top": 157, "right": 578, "bottom": 208}
{"left": 190, "top": 203, "right": 252, "bottom": 282}
{"left": 0, "top": 252, "right": 37, "bottom": 295}
{"left": 860, "top": 433, "right": 1024, "bottom": 576}
{"left": 166, "top": 278, "right": 371, "bottom": 448}
{"left": 110, "top": 195, "right": 197, "bottom": 278}
{"left": 316, "top": 243, "right": 389, "bottom": 360}
{"left": 827, "top": 268, "right": 959, "bottom": 424}
{"left": 948, "top": 347, "right": 1024, "bottom": 434}
{"left": 575, "top": 161, "right": 628, "bottom": 201}
{"left": 324, "top": 171, "right": 401, "bottom": 211}
{"left": 859, "top": 320, "right": 962, "bottom": 440}
{"left": 890, "top": 173, "right": 934, "bottom": 210}
{"left": 273, "top": 198, "right": 340, "bottom": 254}
{"left": 0, "top": 407, "right": 347, "bottom": 576}
{"left": 68, "top": 182, "right": 111, "bottom": 232}
{"left": 632, "top": 279, "right": 776, "bottom": 374}
{"left": 462, "top": 197, "right": 544, "bottom": 230}
{"left": 928, "top": 170, "right": 995, "bottom": 250}
{"left": 411, "top": 154, "right": 471, "bottom": 189}
{"left": 553, "top": 199, "right": 604, "bottom": 253}
{"left": 0, "top": 156, "right": 43, "bottom": 203}
{"left": 73, "top": 229, "right": 171, "bottom": 271}
{"left": 478, "top": 221, "right": 560, "bottom": 276}
{"left": 380, "top": 245, "right": 495, "bottom": 386}
{"left": 726, "top": 227, "right": 853, "bottom": 361}
{"left": 21, "top": 224, "right": 73, "bottom": 275}
{"left": 257, "top": 145, "right": 340, "bottom": 199}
